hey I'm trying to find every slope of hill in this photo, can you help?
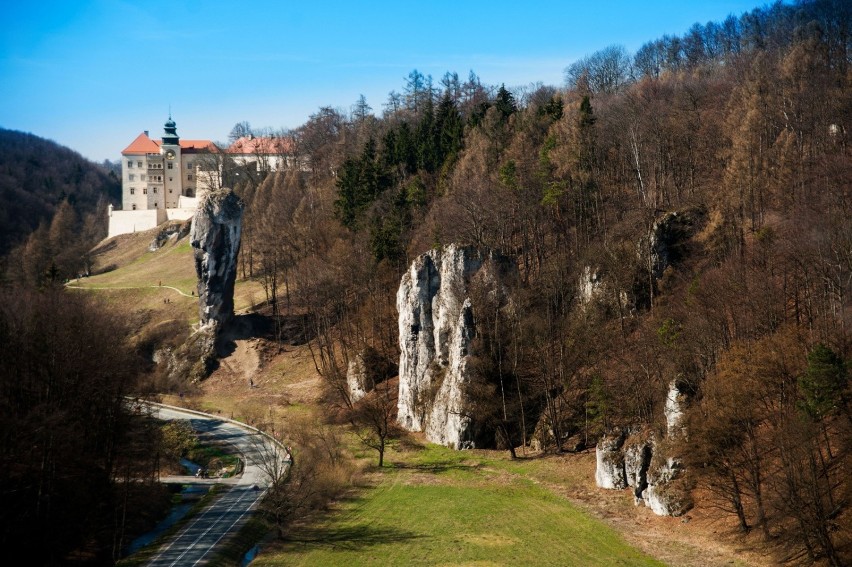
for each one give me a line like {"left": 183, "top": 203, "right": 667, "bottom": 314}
{"left": 0, "top": 128, "right": 119, "bottom": 257}
{"left": 70, "top": 224, "right": 265, "bottom": 377}
{"left": 83, "top": 218, "right": 772, "bottom": 567}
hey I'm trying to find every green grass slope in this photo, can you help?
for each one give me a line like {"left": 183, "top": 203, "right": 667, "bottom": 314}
{"left": 71, "top": 225, "right": 264, "bottom": 315}
{"left": 67, "top": 224, "right": 264, "bottom": 351}
{"left": 256, "top": 445, "right": 663, "bottom": 567}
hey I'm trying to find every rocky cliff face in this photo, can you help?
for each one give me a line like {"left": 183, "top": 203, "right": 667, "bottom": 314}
{"left": 191, "top": 189, "right": 245, "bottom": 330}
{"left": 397, "top": 244, "right": 512, "bottom": 449}
{"left": 595, "top": 383, "right": 693, "bottom": 516}
{"left": 646, "top": 208, "right": 705, "bottom": 280}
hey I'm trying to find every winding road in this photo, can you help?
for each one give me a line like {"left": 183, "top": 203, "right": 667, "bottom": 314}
{"left": 143, "top": 404, "right": 285, "bottom": 566}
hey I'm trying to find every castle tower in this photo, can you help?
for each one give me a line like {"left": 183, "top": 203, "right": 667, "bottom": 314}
{"left": 161, "top": 116, "right": 182, "bottom": 209}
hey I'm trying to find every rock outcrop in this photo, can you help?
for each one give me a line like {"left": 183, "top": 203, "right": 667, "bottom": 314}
{"left": 191, "top": 189, "right": 245, "bottom": 330}
{"left": 346, "top": 354, "right": 369, "bottom": 403}
{"left": 664, "top": 380, "right": 687, "bottom": 438}
{"left": 149, "top": 220, "right": 191, "bottom": 252}
{"left": 595, "top": 430, "right": 628, "bottom": 489}
{"left": 593, "top": 361, "right": 696, "bottom": 515}
{"left": 397, "top": 244, "right": 513, "bottom": 449}
{"left": 595, "top": 422, "right": 693, "bottom": 516}
{"left": 165, "top": 324, "right": 219, "bottom": 383}
{"left": 624, "top": 436, "right": 653, "bottom": 505}
{"left": 646, "top": 208, "right": 705, "bottom": 280}
{"left": 346, "top": 347, "right": 398, "bottom": 404}
{"left": 644, "top": 451, "right": 692, "bottom": 516}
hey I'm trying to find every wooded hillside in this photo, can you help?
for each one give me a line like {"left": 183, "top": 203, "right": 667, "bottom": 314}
{"left": 231, "top": 1, "right": 850, "bottom": 562}
{"left": 0, "top": 128, "right": 119, "bottom": 283}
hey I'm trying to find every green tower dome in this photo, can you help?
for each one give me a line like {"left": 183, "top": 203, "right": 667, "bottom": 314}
{"left": 162, "top": 116, "right": 179, "bottom": 145}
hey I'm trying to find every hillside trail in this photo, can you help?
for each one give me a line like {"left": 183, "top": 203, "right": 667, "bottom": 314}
{"left": 66, "top": 283, "right": 193, "bottom": 297}
{"left": 217, "top": 317, "right": 262, "bottom": 386}
{"left": 221, "top": 338, "right": 261, "bottom": 384}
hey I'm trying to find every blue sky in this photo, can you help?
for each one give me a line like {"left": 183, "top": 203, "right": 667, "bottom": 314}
{"left": 1, "top": 1, "right": 765, "bottom": 162}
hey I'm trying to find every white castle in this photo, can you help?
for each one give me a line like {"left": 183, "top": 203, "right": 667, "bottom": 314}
{"left": 108, "top": 117, "right": 295, "bottom": 238}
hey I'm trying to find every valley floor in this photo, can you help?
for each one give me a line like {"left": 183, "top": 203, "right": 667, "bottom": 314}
{"left": 181, "top": 337, "right": 775, "bottom": 567}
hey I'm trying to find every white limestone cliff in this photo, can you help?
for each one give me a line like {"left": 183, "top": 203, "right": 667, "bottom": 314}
{"left": 397, "top": 244, "right": 510, "bottom": 449}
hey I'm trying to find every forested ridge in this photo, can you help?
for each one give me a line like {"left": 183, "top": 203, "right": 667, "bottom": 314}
{"left": 0, "top": 128, "right": 119, "bottom": 285}
{"left": 232, "top": 0, "right": 850, "bottom": 563}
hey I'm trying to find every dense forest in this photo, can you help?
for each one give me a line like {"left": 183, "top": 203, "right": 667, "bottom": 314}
{"left": 0, "top": 288, "right": 171, "bottom": 564}
{"left": 0, "top": 128, "right": 119, "bottom": 285}
{"left": 1, "top": 0, "right": 850, "bottom": 564}
{"left": 229, "top": 0, "right": 850, "bottom": 563}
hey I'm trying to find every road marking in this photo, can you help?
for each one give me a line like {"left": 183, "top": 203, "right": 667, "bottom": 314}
{"left": 191, "top": 490, "right": 266, "bottom": 566}
{"left": 165, "top": 488, "right": 261, "bottom": 566}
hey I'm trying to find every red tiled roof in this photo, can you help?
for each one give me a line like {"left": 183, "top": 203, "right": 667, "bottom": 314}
{"left": 227, "top": 135, "right": 294, "bottom": 155}
{"left": 180, "top": 140, "right": 217, "bottom": 153}
{"left": 121, "top": 132, "right": 160, "bottom": 155}
{"left": 121, "top": 133, "right": 215, "bottom": 155}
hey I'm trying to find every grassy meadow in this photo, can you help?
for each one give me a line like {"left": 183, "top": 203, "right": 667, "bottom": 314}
{"left": 254, "top": 444, "right": 663, "bottom": 567}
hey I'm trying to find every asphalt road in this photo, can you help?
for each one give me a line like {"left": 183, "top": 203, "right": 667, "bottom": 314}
{"left": 144, "top": 405, "right": 283, "bottom": 567}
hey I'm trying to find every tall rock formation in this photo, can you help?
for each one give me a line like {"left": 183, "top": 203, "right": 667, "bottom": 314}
{"left": 191, "top": 189, "right": 245, "bottom": 330}
{"left": 397, "top": 244, "right": 513, "bottom": 449}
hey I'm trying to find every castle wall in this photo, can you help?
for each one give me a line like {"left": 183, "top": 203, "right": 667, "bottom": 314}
{"left": 107, "top": 208, "right": 165, "bottom": 238}
{"left": 166, "top": 207, "right": 197, "bottom": 222}
{"left": 122, "top": 154, "right": 150, "bottom": 212}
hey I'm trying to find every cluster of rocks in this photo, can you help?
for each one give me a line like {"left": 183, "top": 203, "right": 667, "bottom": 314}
{"left": 595, "top": 381, "right": 693, "bottom": 516}
{"left": 148, "top": 220, "right": 191, "bottom": 251}
{"left": 171, "top": 196, "right": 701, "bottom": 515}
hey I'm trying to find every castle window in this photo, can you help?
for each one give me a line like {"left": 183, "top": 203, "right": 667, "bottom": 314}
{"left": 187, "top": 174, "right": 193, "bottom": 181}
{"left": 130, "top": 188, "right": 135, "bottom": 195}
{"left": 168, "top": 163, "right": 173, "bottom": 169}
{"left": 129, "top": 174, "right": 135, "bottom": 181}
{"left": 143, "top": 188, "right": 148, "bottom": 195}
{"left": 153, "top": 187, "right": 157, "bottom": 194}
{"left": 140, "top": 174, "right": 146, "bottom": 181}
{"left": 137, "top": 161, "right": 143, "bottom": 167}
{"left": 132, "top": 204, "right": 136, "bottom": 210}
{"left": 127, "top": 161, "right": 133, "bottom": 168}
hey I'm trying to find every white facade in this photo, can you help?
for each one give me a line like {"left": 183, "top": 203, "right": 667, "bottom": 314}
{"left": 110, "top": 118, "right": 214, "bottom": 238}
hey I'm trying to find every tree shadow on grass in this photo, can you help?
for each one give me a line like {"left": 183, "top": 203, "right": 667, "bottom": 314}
{"left": 386, "top": 460, "right": 484, "bottom": 474}
{"left": 285, "top": 523, "right": 425, "bottom": 552}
